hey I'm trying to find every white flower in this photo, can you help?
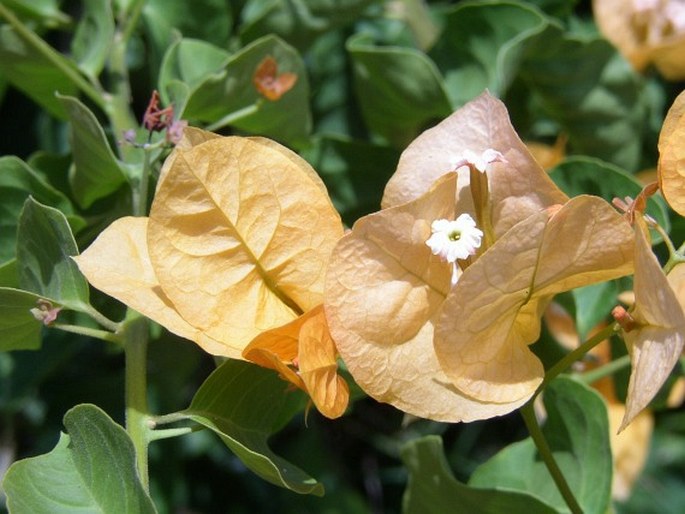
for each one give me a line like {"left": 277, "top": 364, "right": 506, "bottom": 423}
{"left": 426, "top": 214, "right": 484, "bottom": 286}
{"left": 451, "top": 148, "right": 506, "bottom": 173}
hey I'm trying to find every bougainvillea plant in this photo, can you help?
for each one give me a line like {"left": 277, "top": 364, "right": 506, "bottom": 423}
{"left": 1, "top": 2, "right": 684, "bottom": 514}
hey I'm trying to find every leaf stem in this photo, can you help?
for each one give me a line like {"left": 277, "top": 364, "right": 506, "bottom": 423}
{"left": 82, "top": 304, "right": 122, "bottom": 333}
{"left": 520, "top": 402, "right": 583, "bottom": 514}
{"left": 519, "top": 323, "right": 619, "bottom": 514}
{"left": 578, "top": 354, "right": 631, "bottom": 385}
{"left": 0, "top": 3, "right": 106, "bottom": 110}
{"left": 51, "top": 323, "right": 122, "bottom": 344}
{"left": 540, "top": 323, "right": 618, "bottom": 392}
{"left": 148, "top": 426, "right": 198, "bottom": 442}
{"left": 123, "top": 311, "right": 151, "bottom": 491}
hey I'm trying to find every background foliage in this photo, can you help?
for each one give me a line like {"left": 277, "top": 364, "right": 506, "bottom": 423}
{"left": 1, "top": 0, "right": 684, "bottom": 513}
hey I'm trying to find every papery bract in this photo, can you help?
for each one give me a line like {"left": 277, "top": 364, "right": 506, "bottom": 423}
{"left": 76, "top": 133, "right": 344, "bottom": 359}
{"left": 594, "top": 0, "right": 685, "bottom": 79}
{"left": 326, "top": 174, "right": 537, "bottom": 421}
{"left": 434, "top": 195, "right": 635, "bottom": 404}
{"left": 382, "top": 91, "right": 567, "bottom": 238}
{"left": 243, "top": 305, "right": 350, "bottom": 419}
{"left": 657, "top": 90, "right": 685, "bottom": 216}
{"left": 619, "top": 218, "right": 685, "bottom": 431}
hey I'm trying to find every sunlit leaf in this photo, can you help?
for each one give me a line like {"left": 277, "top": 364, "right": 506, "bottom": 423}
{"left": 401, "top": 436, "right": 557, "bottom": 514}
{"left": 620, "top": 219, "right": 685, "bottom": 431}
{"left": 178, "top": 35, "right": 311, "bottom": 147}
{"left": 182, "top": 359, "right": 322, "bottom": 495}
{"left": 3, "top": 404, "right": 156, "bottom": 513}
{"left": 658, "top": 90, "right": 685, "bottom": 217}
{"left": 434, "top": 196, "right": 634, "bottom": 405}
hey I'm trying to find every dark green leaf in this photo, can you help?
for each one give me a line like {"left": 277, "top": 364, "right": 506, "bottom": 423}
{"left": 143, "top": 0, "right": 232, "bottom": 51}
{"left": 522, "top": 26, "right": 648, "bottom": 171}
{"left": 17, "top": 197, "right": 90, "bottom": 311}
{"left": 0, "top": 25, "right": 80, "bottom": 119}
{"left": 183, "top": 359, "right": 323, "bottom": 496}
{"left": 301, "top": 135, "right": 398, "bottom": 224}
{"left": 71, "top": 0, "right": 115, "bottom": 78}
{"left": 180, "top": 35, "right": 312, "bottom": 147}
{"left": 347, "top": 32, "right": 452, "bottom": 147}
{"left": 430, "top": 1, "right": 549, "bottom": 107}
{"left": 549, "top": 156, "right": 669, "bottom": 235}
{"left": 0, "top": 156, "right": 80, "bottom": 266}
{"left": 240, "top": 0, "right": 377, "bottom": 50}
{"left": 571, "top": 281, "right": 619, "bottom": 340}
{"left": 0, "top": 287, "right": 44, "bottom": 351}
{"left": 0, "top": 0, "right": 70, "bottom": 26}
{"left": 401, "top": 435, "right": 558, "bottom": 514}
{"left": 58, "top": 94, "right": 129, "bottom": 208}
{"left": 3, "top": 403, "right": 157, "bottom": 513}
{"left": 470, "top": 377, "right": 612, "bottom": 514}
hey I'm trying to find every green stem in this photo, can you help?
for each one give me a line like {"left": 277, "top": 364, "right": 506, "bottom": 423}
{"left": 205, "top": 103, "right": 261, "bottom": 132}
{"left": 579, "top": 354, "right": 631, "bottom": 385}
{"left": 520, "top": 402, "right": 583, "bottom": 514}
{"left": 151, "top": 412, "right": 189, "bottom": 426}
{"left": 82, "top": 304, "right": 122, "bottom": 333}
{"left": 148, "top": 426, "right": 197, "bottom": 442}
{"left": 132, "top": 144, "right": 153, "bottom": 216}
{"left": 519, "top": 324, "right": 619, "bottom": 513}
{"left": 123, "top": 312, "right": 151, "bottom": 490}
{"left": 52, "top": 323, "right": 122, "bottom": 344}
{"left": 0, "top": 3, "right": 105, "bottom": 110}
{"left": 540, "top": 324, "right": 618, "bottom": 392}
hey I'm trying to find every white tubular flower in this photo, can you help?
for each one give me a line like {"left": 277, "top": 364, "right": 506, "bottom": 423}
{"left": 452, "top": 148, "right": 506, "bottom": 173}
{"left": 426, "top": 214, "right": 484, "bottom": 285}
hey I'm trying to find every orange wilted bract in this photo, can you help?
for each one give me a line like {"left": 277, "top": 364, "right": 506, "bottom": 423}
{"left": 253, "top": 56, "right": 298, "bottom": 101}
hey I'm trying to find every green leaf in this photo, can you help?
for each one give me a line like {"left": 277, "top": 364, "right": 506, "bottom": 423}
{"left": 0, "top": 24, "right": 80, "bottom": 119}
{"left": 470, "top": 377, "right": 612, "bottom": 514}
{"left": 571, "top": 281, "right": 619, "bottom": 340}
{"left": 182, "top": 359, "right": 324, "bottom": 496}
{"left": 3, "top": 404, "right": 157, "bottom": 513}
{"left": 430, "top": 1, "right": 549, "bottom": 108}
{"left": 401, "top": 436, "right": 558, "bottom": 514}
{"left": 0, "top": 0, "right": 70, "bottom": 26}
{"left": 549, "top": 156, "right": 669, "bottom": 235}
{"left": 0, "top": 156, "right": 80, "bottom": 266}
{"left": 0, "top": 287, "right": 44, "bottom": 351}
{"left": 58, "top": 94, "right": 129, "bottom": 208}
{"left": 301, "top": 135, "right": 398, "bottom": 224}
{"left": 347, "top": 32, "right": 453, "bottom": 147}
{"left": 17, "top": 197, "right": 90, "bottom": 311}
{"left": 522, "top": 26, "right": 648, "bottom": 171}
{"left": 158, "top": 38, "right": 230, "bottom": 99}
{"left": 71, "top": 0, "right": 115, "bottom": 78}
{"left": 143, "top": 0, "right": 232, "bottom": 51}
{"left": 240, "top": 0, "right": 377, "bottom": 50}
{"left": 178, "top": 35, "right": 312, "bottom": 147}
